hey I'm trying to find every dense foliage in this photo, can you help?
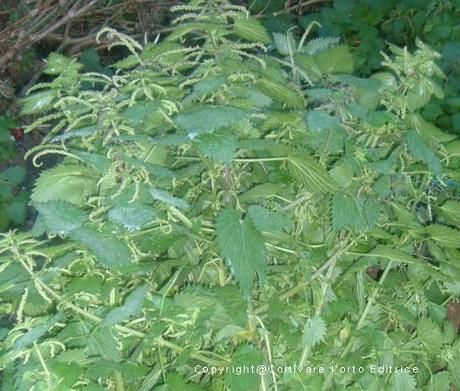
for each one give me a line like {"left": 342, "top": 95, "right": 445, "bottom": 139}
{"left": 1, "top": 1, "right": 460, "bottom": 390}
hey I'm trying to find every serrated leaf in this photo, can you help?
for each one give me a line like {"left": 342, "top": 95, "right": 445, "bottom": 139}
{"left": 87, "top": 330, "right": 122, "bottom": 362}
{"left": 302, "top": 316, "right": 326, "bottom": 348}
{"left": 305, "top": 110, "right": 341, "bottom": 132}
{"left": 150, "top": 187, "right": 189, "bottom": 209}
{"left": 367, "top": 245, "right": 419, "bottom": 264}
{"left": 20, "top": 90, "right": 56, "bottom": 115}
{"left": 424, "top": 225, "right": 460, "bottom": 248}
{"left": 247, "top": 205, "right": 292, "bottom": 232}
{"left": 33, "top": 201, "right": 87, "bottom": 235}
{"left": 302, "top": 37, "right": 340, "bottom": 55}
{"left": 31, "top": 164, "right": 97, "bottom": 205}
{"left": 418, "top": 318, "right": 444, "bottom": 353}
{"left": 216, "top": 209, "right": 266, "bottom": 298}
{"left": 108, "top": 204, "right": 156, "bottom": 232}
{"left": 44, "top": 53, "right": 83, "bottom": 75}
{"left": 13, "top": 313, "right": 63, "bottom": 351}
{"left": 273, "top": 32, "right": 296, "bottom": 56}
{"left": 437, "top": 201, "right": 460, "bottom": 227}
{"left": 391, "top": 372, "right": 416, "bottom": 391}
{"left": 173, "top": 105, "right": 246, "bottom": 137}
{"left": 405, "top": 130, "right": 442, "bottom": 176}
{"left": 332, "top": 194, "right": 382, "bottom": 232}
{"left": 70, "top": 227, "right": 131, "bottom": 267}
{"left": 287, "top": 154, "right": 337, "bottom": 193}
{"left": 103, "top": 285, "right": 148, "bottom": 326}
{"left": 233, "top": 17, "right": 271, "bottom": 45}
{"left": 256, "top": 78, "right": 304, "bottom": 109}
{"left": 194, "top": 130, "right": 238, "bottom": 163}
{"left": 226, "top": 345, "right": 263, "bottom": 391}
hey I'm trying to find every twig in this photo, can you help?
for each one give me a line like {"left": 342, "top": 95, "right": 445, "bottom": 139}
{"left": 273, "top": 0, "right": 333, "bottom": 16}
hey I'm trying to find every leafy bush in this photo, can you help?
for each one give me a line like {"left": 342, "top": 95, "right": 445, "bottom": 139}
{"left": 297, "top": 0, "right": 460, "bottom": 134}
{"left": 1, "top": 1, "right": 460, "bottom": 390}
{"left": 0, "top": 116, "right": 28, "bottom": 230}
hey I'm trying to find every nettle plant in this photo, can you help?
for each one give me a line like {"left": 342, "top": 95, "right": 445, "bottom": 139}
{"left": 1, "top": 1, "right": 460, "bottom": 390}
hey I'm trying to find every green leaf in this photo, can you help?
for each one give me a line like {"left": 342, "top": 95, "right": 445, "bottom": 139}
{"left": 33, "top": 201, "right": 87, "bottom": 235}
{"left": 449, "top": 359, "right": 460, "bottom": 388}
{"left": 302, "top": 316, "right": 326, "bottom": 348}
{"left": 13, "top": 313, "right": 63, "bottom": 351}
{"left": 256, "top": 78, "right": 304, "bottom": 109}
{"left": 216, "top": 209, "right": 266, "bottom": 298}
{"left": 70, "top": 227, "right": 132, "bottom": 267}
{"left": 103, "top": 285, "right": 148, "bottom": 326}
{"left": 305, "top": 110, "right": 341, "bottom": 132}
{"left": 405, "top": 130, "right": 442, "bottom": 176}
{"left": 367, "top": 245, "right": 419, "bottom": 264}
{"left": 424, "top": 225, "right": 460, "bottom": 248}
{"left": 391, "top": 372, "right": 416, "bottom": 391}
{"left": 194, "top": 130, "right": 238, "bottom": 164}
{"left": 32, "top": 164, "right": 97, "bottom": 205}
{"left": 226, "top": 345, "right": 263, "bottom": 391}
{"left": 44, "top": 53, "right": 83, "bottom": 75}
{"left": 418, "top": 318, "right": 443, "bottom": 353}
{"left": 173, "top": 105, "right": 246, "bottom": 137}
{"left": 20, "top": 90, "right": 56, "bottom": 115}
{"left": 166, "top": 374, "right": 205, "bottom": 391}
{"left": 303, "top": 37, "right": 340, "bottom": 55}
{"left": 273, "top": 32, "right": 296, "bottom": 56}
{"left": 247, "top": 205, "right": 292, "bottom": 232}
{"left": 87, "top": 330, "right": 122, "bottom": 362}
{"left": 437, "top": 201, "right": 460, "bottom": 227}
{"left": 233, "top": 17, "right": 271, "bottom": 45}
{"left": 0, "top": 166, "right": 26, "bottom": 185}
{"left": 150, "top": 187, "right": 189, "bottom": 209}
{"left": 332, "top": 194, "right": 382, "bottom": 232}
{"left": 287, "top": 154, "right": 338, "bottom": 193}
{"left": 108, "top": 204, "right": 156, "bottom": 232}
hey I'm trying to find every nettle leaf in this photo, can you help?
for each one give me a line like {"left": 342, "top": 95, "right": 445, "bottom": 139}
{"left": 256, "top": 78, "right": 304, "bottom": 109}
{"left": 302, "top": 37, "right": 340, "bottom": 55}
{"left": 233, "top": 16, "right": 271, "bottom": 44}
{"left": 216, "top": 209, "right": 266, "bottom": 298}
{"left": 418, "top": 318, "right": 444, "bottom": 353}
{"left": 33, "top": 201, "right": 87, "bottom": 235}
{"left": 166, "top": 374, "right": 206, "bottom": 391}
{"left": 32, "top": 164, "right": 97, "bottom": 205}
{"left": 305, "top": 110, "right": 342, "bottom": 132}
{"left": 247, "top": 205, "right": 293, "bottom": 232}
{"left": 226, "top": 345, "right": 263, "bottom": 391}
{"left": 150, "top": 187, "right": 189, "bottom": 209}
{"left": 424, "top": 225, "right": 460, "bottom": 248}
{"left": 273, "top": 32, "right": 297, "bottom": 56}
{"left": 13, "top": 313, "right": 63, "bottom": 351}
{"left": 367, "top": 246, "right": 419, "bottom": 264}
{"left": 194, "top": 130, "right": 238, "bottom": 164}
{"left": 287, "top": 154, "right": 337, "bottom": 193}
{"left": 70, "top": 227, "right": 131, "bottom": 267}
{"left": 173, "top": 105, "right": 246, "bottom": 137}
{"left": 103, "top": 285, "right": 148, "bottom": 326}
{"left": 87, "top": 330, "right": 122, "bottom": 362}
{"left": 302, "top": 316, "right": 326, "bottom": 348}
{"left": 405, "top": 130, "right": 442, "bottom": 176}
{"left": 108, "top": 204, "right": 156, "bottom": 232}
{"left": 20, "top": 90, "right": 56, "bottom": 115}
{"left": 332, "top": 194, "right": 382, "bottom": 232}
{"left": 391, "top": 372, "right": 416, "bottom": 391}
{"left": 437, "top": 201, "right": 460, "bottom": 227}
